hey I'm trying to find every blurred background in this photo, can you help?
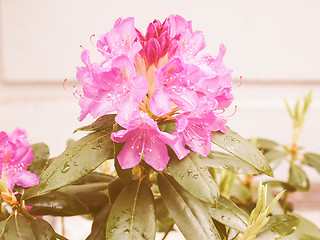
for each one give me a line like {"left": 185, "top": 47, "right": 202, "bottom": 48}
{"left": 1, "top": 0, "right": 319, "bottom": 239}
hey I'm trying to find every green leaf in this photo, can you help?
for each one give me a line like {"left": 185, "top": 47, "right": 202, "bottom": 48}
{"left": 264, "top": 181, "right": 296, "bottom": 192}
{"left": 72, "top": 172, "right": 114, "bottom": 185}
{"left": 289, "top": 164, "right": 310, "bottom": 191}
{"left": 73, "top": 114, "right": 116, "bottom": 133}
{"left": 254, "top": 138, "right": 280, "bottom": 151}
{"left": 108, "top": 178, "right": 125, "bottom": 204}
{"left": 205, "top": 195, "right": 248, "bottom": 232}
{"left": 302, "top": 153, "right": 320, "bottom": 174}
{"left": 255, "top": 214, "right": 300, "bottom": 239}
{"left": 29, "top": 143, "right": 50, "bottom": 176}
{"left": 58, "top": 183, "right": 109, "bottom": 216}
{"left": 158, "top": 174, "right": 221, "bottom": 240}
{"left": 200, "top": 151, "right": 259, "bottom": 175}
{"left": 0, "top": 220, "right": 6, "bottom": 238}
{"left": 280, "top": 214, "right": 320, "bottom": 240}
{"left": 167, "top": 151, "right": 219, "bottom": 204}
{"left": 86, "top": 204, "right": 111, "bottom": 240}
{"left": 264, "top": 150, "right": 289, "bottom": 169}
{"left": 30, "top": 219, "right": 56, "bottom": 240}
{"left": 211, "top": 127, "right": 273, "bottom": 177}
{"left": 23, "top": 131, "right": 114, "bottom": 199}
{"left": 155, "top": 197, "right": 174, "bottom": 226}
{"left": 26, "top": 191, "right": 89, "bottom": 216}
{"left": 3, "top": 214, "right": 35, "bottom": 240}
{"left": 114, "top": 143, "right": 133, "bottom": 184}
{"left": 106, "top": 181, "right": 156, "bottom": 240}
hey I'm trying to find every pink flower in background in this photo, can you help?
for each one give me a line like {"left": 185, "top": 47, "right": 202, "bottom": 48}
{"left": 75, "top": 15, "right": 234, "bottom": 170}
{"left": 0, "top": 128, "right": 39, "bottom": 191}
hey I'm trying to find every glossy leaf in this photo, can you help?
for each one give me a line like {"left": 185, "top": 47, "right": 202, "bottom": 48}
{"left": 23, "top": 131, "right": 114, "bottom": 199}
{"left": 26, "top": 191, "right": 89, "bottom": 216}
{"left": 200, "top": 151, "right": 259, "bottom": 175}
{"left": 86, "top": 204, "right": 111, "bottom": 240}
{"left": 106, "top": 181, "right": 155, "bottom": 240}
{"left": 205, "top": 195, "right": 248, "bottom": 232}
{"left": 158, "top": 174, "right": 221, "bottom": 240}
{"left": 280, "top": 214, "right": 320, "bottom": 240}
{"left": 167, "top": 151, "right": 219, "bottom": 204}
{"left": 211, "top": 127, "right": 273, "bottom": 177}
{"left": 29, "top": 143, "right": 50, "bottom": 176}
{"left": 255, "top": 214, "right": 300, "bottom": 239}
{"left": 108, "top": 178, "right": 125, "bottom": 204}
{"left": 74, "top": 114, "right": 116, "bottom": 133}
{"left": 30, "top": 219, "right": 56, "bottom": 240}
{"left": 302, "top": 153, "right": 320, "bottom": 174}
{"left": 155, "top": 197, "right": 174, "bottom": 226}
{"left": 3, "top": 214, "right": 35, "bottom": 240}
{"left": 289, "top": 164, "right": 310, "bottom": 191}
{"left": 72, "top": 172, "right": 114, "bottom": 185}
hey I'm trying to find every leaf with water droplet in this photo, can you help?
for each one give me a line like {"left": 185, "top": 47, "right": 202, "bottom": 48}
{"left": 200, "top": 151, "right": 259, "bottom": 175}
{"left": 23, "top": 131, "right": 114, "bottom": 199}
{"left": 158, "top": 174, "right": 221, "bottom": 240}
{"left": 106, "top": 181, "right": 155, "bottom": 240}
{"left": 204, "top": 195, "right": 248, "bottom": 232}
{"left": 255, "top": 214, "right": 300, "bottom": 239}
{"left": 167, "top": 150, "right": 219, "bottom": 204}
{"left": 211, "top": 127, "right": 273, "bottom": 177}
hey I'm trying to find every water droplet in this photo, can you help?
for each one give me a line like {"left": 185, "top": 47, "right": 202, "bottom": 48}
{"left": 221, "top": 215, "right": 226, "bottom": 220}
{"left": 61, "top": 162, "right": 71, "bottom": 173}
{"left": 74, "top": 161, "right": 79, "bottom": 166}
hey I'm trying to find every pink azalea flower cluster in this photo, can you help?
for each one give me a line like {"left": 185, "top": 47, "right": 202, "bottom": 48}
{"left": 0, "top": 129, "right": 39, "bottom": 191}
{"left": 76, "top": 15, "right": 233, "bottom": 171}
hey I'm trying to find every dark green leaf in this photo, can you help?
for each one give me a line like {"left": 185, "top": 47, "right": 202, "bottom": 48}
{"left": 106, "top": 181, "right": 156, "bottom": 240}
{"left": 23, "top": 131, "right": 114, "bottom": 199}
{"left": 86, "top": 204, "right": 111, "bottom": 240}
{"left": 108, "top": 178, "right": 125, "bottom": 204}
{"left": 58, "top": 183, "right": 109, "bottom": 216}
{"left": 205, "top": 195, "right": 248, "bottom": 232}
{"left": 114, "top": 143, "right": 133, "bottom": 184}
{"left": 30, "top": 219, "right": 56, "bottom": 240}
{"left": 255, "top": 214, "right": 300, "bottom": 239}
{"left": 29, "top": 143, "right": 50, "bottom": 176}
{"left": 158, "top": 174, "right": 221, "bottom": 240}
{"left": 158, "top": 121, "right": 176, "bottom": 134}
{"left": 211, "top": 127, "right": 273, "bottom": 177}
{"left": 155, "top": 197, "right": 174, "bottom": 226}
{"left": 200, "top": 151, "right": 259, "bottom": 175}
{"left": 73, "top": 114, "right": 116, "bottom": 133}
{"left": 302, "top": 153, "right": 320, "bottom": 174}
{"left": 289, "top": 164, "right": 310, "bottom": 191}
{"left": 72, "top": 172, "right": 114, "bottom": 185}
{"left": 167, "top": 151, "right": 219, "bottom": 204}
{"left": 3, "top": 214, "right": 35, "bottom": 240}
{"left": 254, "top": 138, "right": 280, "bottom": 151}
{"left": 26, "top": 192, "right": 89, "bottom": 216}
{"left": 280, "top": 214, "right": 320, "bottom": 240}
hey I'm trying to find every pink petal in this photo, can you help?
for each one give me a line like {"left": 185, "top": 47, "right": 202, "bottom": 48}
{"left": 13, "top": 170, "right": 39, "bottom": 189}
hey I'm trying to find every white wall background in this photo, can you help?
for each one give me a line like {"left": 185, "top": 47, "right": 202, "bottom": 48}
{"left": 1, "top": 0, "right": 320, "bottom": 238}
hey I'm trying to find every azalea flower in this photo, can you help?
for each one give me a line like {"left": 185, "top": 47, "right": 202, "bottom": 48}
{"left": 75, "top": 15, "right": 233, "bottom": 170}
{"left": 0, "top": 128, "right": 39, "bottom": 191}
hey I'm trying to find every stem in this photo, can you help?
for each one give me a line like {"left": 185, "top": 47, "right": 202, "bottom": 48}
{"left": 18, "top": 206, "right": 36, "bottom": 221}
{"left": 61, "top": 217, "right": 65, "bottom": 236}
